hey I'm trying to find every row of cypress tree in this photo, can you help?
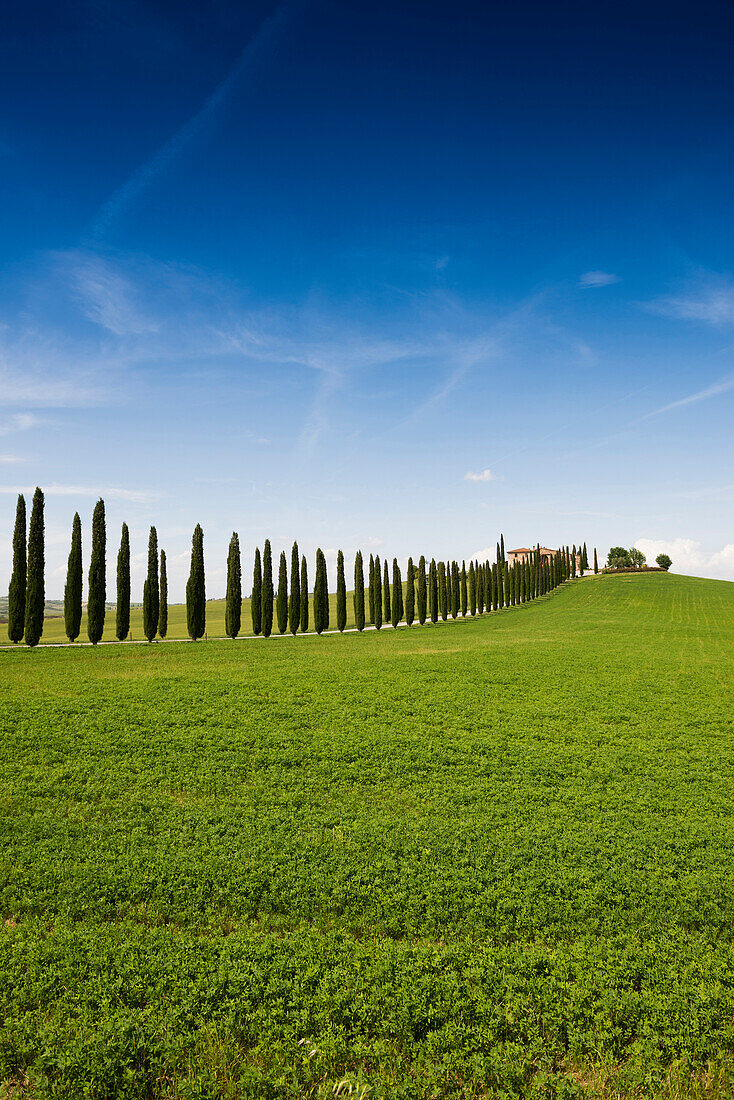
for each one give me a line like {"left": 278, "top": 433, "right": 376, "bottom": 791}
{"left": 7, "top": 488, "right": 594, "bottom": 646}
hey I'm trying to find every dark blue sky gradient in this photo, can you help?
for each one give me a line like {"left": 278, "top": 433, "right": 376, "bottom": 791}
{"left": 1, "top": 1, "right": 734, "bottom": 592}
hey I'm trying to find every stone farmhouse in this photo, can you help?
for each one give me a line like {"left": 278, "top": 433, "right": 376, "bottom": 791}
{"left": 507, "top": 546, "right": 582, "bottom": 571}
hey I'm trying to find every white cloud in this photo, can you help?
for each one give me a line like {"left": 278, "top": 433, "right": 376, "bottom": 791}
{"left": 0, "top": 454, "right": 23, "bottom": 464}
{"left": 648, "top": 279, "right": 734, "bottom": 324}
{"left": 0, "top": 412, "right": 42, "bottom": 434}
{"left": 578, "top": 271, "right": 620, "bottom": 288}
{"left": 635, "top": 537, "right": 734, "bottom": 581}
{"left": 0, "top": 484, "right": 162, "bottom": 504}
{"left": 642, "top": 374, "right": 734, "bottom": 419}
{"left": 464, "top": 468, "right": 499, "bottom": 483}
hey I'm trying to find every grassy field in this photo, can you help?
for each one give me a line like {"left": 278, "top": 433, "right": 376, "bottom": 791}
{"left": 2, "top": 572, "right": 734, "bottom": 1098}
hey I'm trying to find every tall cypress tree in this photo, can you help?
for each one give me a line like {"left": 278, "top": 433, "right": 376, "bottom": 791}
{"left": 186, "top": 523, "right": 206, "bottom": 640}
{"left": 64, "top": 512, "right": 83, "bottom": 643}
{"left": 392, "top": 559, "right": 402, "bottom": 627}
{"left": 383, "top": 559, "right": 391, "bottom": 626}
{"left": 354, "top": 550, "right": 365, "bottom": 631}
{"left": 429, "top": 558, "right": 438, "bottom": 623}
{"left": 438, "top": 561, "right": 447, "bottom": 621}
{"left": 368, "top": 554, "right": 375, "bottom": 624}
{"left": 262, "top": 539, "right": 273, "bottom": 638}
{"left": 468, "top": 561, "right": 476, "bottom": 615}
{"left": 7, "top": 494, "right": 26, "bottom": 643}
{"left": 594, "top": 547, "right": 599, "bottom": 574}
{"left": 571, "top": 545, "right": 576, "bottom": 579}
{"left": 417, "top": 555, "right": 427, "bottom": 625}
{"left": 87, "top": 498, "right": 106, "bottom": 645}
{"left": 336, "top": 550, "right": 347, "bottom": 632}
{"left": 451, "top": 561, "right": 460, "bottom": 618}
{"left": 374, "top": 554, "right": 382, "bottom": 630}
{"left": 225, "top": 532, "right": 242, "bottom": 639}
{"left": 143, "top": 526, "right": 159, "bottom": 642}
{"left": 500, "top": 533, "right": 505, "bottom": 562}
{"left": 289, "top": 542, "right": 300, "bottom": 635}
{"left": 24, "top": 488, "right": 45, "bottom": 648}
{"left": 159, "top": 549, "right": 168, "bottom": 639}
{"left": 115, "top": 522, "right": 130, "bottom": 641}
{"left": 314, "top": 549, "right": 328, "bottom": 634}
{"left": 251, "top": 548, "right": 262, "bottom": 635}
{"left": 300, "top": 555, "right": 309, "bottom": 632}
{"left": 460, "top": 561, "right": 468, "bottom": 617}
{"left": 276, "top": 550, "right": 288, "bottom": 634}
{"left": 475, "top": 561, "right": 483, "bottom": 614}
{"left": 405, "top": 556, "right": 415, "bottom": 626}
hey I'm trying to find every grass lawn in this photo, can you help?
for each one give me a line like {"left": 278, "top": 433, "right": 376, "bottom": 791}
{"left": 1, "top": 572, "right": 734, "bottom": 1097}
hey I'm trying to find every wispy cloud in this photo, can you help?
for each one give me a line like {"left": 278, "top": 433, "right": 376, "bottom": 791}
{"left": 635, "top": 537, "right": 734, "bottom": 580}
{"left": 647, "top": 276, "right": 734, "bottom": 325}
{"left": 87, "top": 5, "right": 294, "bottom": 241}
{"left": 641, "top": 374, "right": 734, "bottom": 419}
{"left": 0, "top": 454, "right": 23, "bottom": 464}
{"left": 0, "top": 484, "right": 162, "bottom": 504}
{"left": 578, "top": 271, "right": 620, "bottom": 288}
{"left": 0, "top": 412, "right": 43, "bottom": 434}
{"left": 464, "top": 468, "right": 499, "bottom": 483}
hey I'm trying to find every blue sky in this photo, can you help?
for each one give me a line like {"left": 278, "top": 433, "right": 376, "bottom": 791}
{"left": 2, "top": 0, "right": 734, "bottom": 598}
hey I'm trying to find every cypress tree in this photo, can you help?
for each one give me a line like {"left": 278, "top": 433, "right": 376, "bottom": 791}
{"left": 354, "top": 550, "right": 365, "bottom": 631}
{"left": 417, "top": 555, "right": 427, "bottom": 625}
{"left": 336, "top": 549, "right": 346, "bottom": 632}
{"left": 451, "top": 561, "right": 460, "bottom": 618}
{"left": 225, "top": 532, "right": 242, "bottom": 639}
{"left": 24, "top": 488, "right": 45, "bottom": 648}
{"left": 374, "top": 555, "right": 382, "bottom": 630}
{"left": 405, "top": 557, "right": 415, "bottom": 626}
{"left": 276, "top": 550, "right": 288, "bottom": 634}
{"left": 159, "top": 550, "right": 168, "bottom": 639}
{"left": 476, "top": 561, "right": 483, "bottom": 613}
{"left": 460, "top": 561, "right": 468, "bottom": 616}
{"left": 571, "top": 545, "right": 576, "bottom": 579}
{"left": 7, "top": 494, "right": 26, "bottom": 643}
{"left": 368, "top": 554, "right": 375, "bottom": 624}
{"left": 289, "top": 542, "right": 300, "bottom": 635}
{"left": 383, "top": 559, "right": 391, "bottom": 625}
{"left": 262, "top": 539, "right": 273, "bottom": 638}
{"left": 64, "top": 512, "right": 83, "bottom": 643}
{"left": 143, "top": 525, "right": 159, "bottom": 642}
{"left": 429, "top": 558, "right": 438, "bottom": 623}
{"left": 300, "top": 554, "right": 309, "bottom": 632}
{"left": 251, "top": 548, "right": 262, "bottom": 635}
{"left": 314, "top": 548, "right": 328, "bottom": 634}
{"left": 594, "top": 547, "right": 599, "bottom": 574}
{"left": 115, "top": 522, "right": 130, "bottom": 641}
{"left": 500, "top": 533, "right": 505, "bottom": 562}
{"left": 392, "top": 559, "right": 402, "bottom": 627}
{"left": 468, "top": 561, "right": 476, "bottom": 615}
{"left": 582, "top": 542, "right": 589, "bottom": 571}
{"left": 87, "top": 498, "right": 106, "bottom": 645}
{"left": 438, "top": 561, "right": 447, "bottom": 620}
{"left": 186, "top": 523, "right": 206, "bottom": 640}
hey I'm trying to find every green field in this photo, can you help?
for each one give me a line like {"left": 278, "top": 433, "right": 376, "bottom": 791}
{"left": 2, "top": 572, "right": 734, "bottom": 1098}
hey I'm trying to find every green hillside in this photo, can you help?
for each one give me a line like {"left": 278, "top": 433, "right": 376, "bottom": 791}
{"left": 2, "top": 572, "right": 734, "bottom": 1097}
